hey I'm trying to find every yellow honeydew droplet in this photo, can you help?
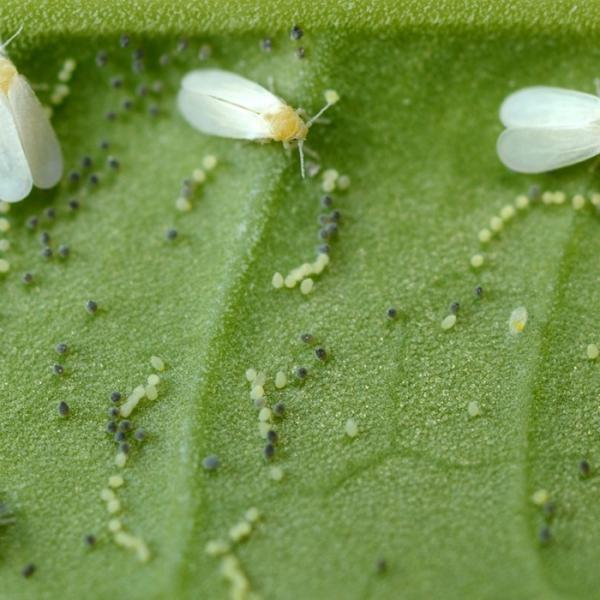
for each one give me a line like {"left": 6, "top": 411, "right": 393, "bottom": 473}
{"left": 489, "top": 216, "right": 503, "bottom": 232}
{"left": 478, "top": 228, "right": 491, "bottom": 243}
{"left": 0, "top": 239, "right": 10, "bottom": 251}
{"left": 145, "top": 385, "right": 158, "bottom": 400}
{"left": 205, "top": 539, "right": 230, "bottom": 557}
{"left": 467, "top": 401, "right": 481, "bottom": 417}
{"left": 441, "top": 314, "right": 456, "bottom": 330}
{"left": 115, "top": 452, "right": 128, "bottom": 468}
{"left": 147, "top": 373, "right": 160, "bottom": 386}
{"left": 175, "top": 197, "right": 192, "bottom": 212}
{"left": 337, "top": 174, "right": 351, "bottom": 190}
{"left": 271, "top": 272, "right": 284, "bottom": 288}
{"left": 250, "top": 385, "right": 264, "bottom": 401}
{"left": 300, "top": 278, "right": 314, "bottom": 295}
{"left": 284, "top": 275, "right": 297, "bottom": 288}
{"left": 0, "top": 201, "right": 10, "bottom": 213}
{"left": 500, "top": 205, "right": 516, "bottom": 221}
{"left": 515, "top": 195, "right": 529, "bottom": 209}
{"left": 269, "top": 466, "right": 284, "bottom": 481}
{"left": 100, "top": 488, "right": 115, "bottom": 502}
{"left": 192, "top": 168, "right": 206, "bottom": 183}
{"left": 203, "top": 155, "right": 218, "bottom": 170}
{"left": 245, "top": 368, "right": 257, "bottom": 383}
{"left": 107, "top": 498, "right": 121, "bottom": 514}
{"left": 345, "top": 418, "right": 358, "bottom": 438}
{"left": 108, "top": 474, "right": 124, "bottom": 488}
{"left": 470, "top": 254, "right": 484, "bottom": 268}
{"left": 108, "top": 518, "right": 122, "bottom": 532}
{"left": 228, "top": 521, "right": 251, "bottom": 542}
{"left": 531, "top": 489, "right": 549, "bottom": 506}
{"left": 0, "top": 259, "right": 10, "bottom": 273}
{"left": 572, "top": 194, "right": 585, "bottom": 210}
{"left": 587, "top": 343, "right": 599, "bottom": 360}
{"left": 244, "top": 507, "right": 260, "bottom": 523}
{"left": 258, "top": 422, "right": 271, "bottom": 438}
{"left": 509, "top": 306, "right": 527, "bottom": 335}
{"left": 258, "top": 407, "right": 272, "bottom": 422}
{"left": 275, "top": 371, "right": 287, "bottom": 389}
{"left": 150, "top": 356, "right": 165, "bottom": 371}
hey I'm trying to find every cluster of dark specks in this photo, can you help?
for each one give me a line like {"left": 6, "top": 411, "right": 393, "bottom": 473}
{"left": 272, "top": 188, "right": 349, "bottom": 294}
{"left": 96, "top": 356, "right": 166, "bottom": 562}
{"left": 289, "top": 24, "right": 305, "bottom": 59}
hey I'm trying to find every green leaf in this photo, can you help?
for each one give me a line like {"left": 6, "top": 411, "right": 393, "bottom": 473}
{"left": 2, "top": 2, "right": 600, "bottom": 599}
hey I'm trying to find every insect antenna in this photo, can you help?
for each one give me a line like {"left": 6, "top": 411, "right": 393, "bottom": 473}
{"left": 0, "top": 25, "right": 24, "bottom": 55}
{"left": 306, "top": 100, "right": 335, "bottom": 128}
{"left": 298, "top": 140, "right": 306, "bottom": 179}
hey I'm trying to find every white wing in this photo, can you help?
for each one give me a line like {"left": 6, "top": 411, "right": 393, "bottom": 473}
{"left": 497, "top": 126, "right": 600, "bottom": 173}
{"left": 178, "top": 69, "right": 283, "bottom": 140}
{"left": 0, "top": 92, "right": 32, "bottom": 202}
{"left": 500, "top": 86, "right": 600, "bottom": 128}
{"left": 8, "top": 74, "right": 63, "bottom": 188}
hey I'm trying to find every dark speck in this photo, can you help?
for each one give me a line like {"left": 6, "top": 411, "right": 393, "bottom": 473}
{"left": 39, "top": 231, "right": 51, "bottom": 245}
{"left": 321, "top": 195, "right": 333, "bottom": 208}
{"left": 260, "top": 38, "right": 272, "bottom": 52}
{"left": 68, "top": 199, "right": 80, "bottom": 211}
{"left": 41, "top": 247, "right": 53, "bottom": 259}
{"left": 273, "top": 402, "right": 285, "bottom": 417}
{"left": 202, "top": 455, "right": 220, "bottom": 471}
{"left": 106, "top": 421, "right": 117, "bottom": 433}
{"left": 580, "top": 459, "right": 591, "bottom": 477}
{"left": 110, "top": 76, "right": 123, "bottom": 89}
{"left": 95, "top": 50, "right": 108, "bottom": 67}
{"left": 290, "top": 25, "right": 304, "bottom": 40}
{"left": 80, "top": 156, "right": 92, "bottom": 169}
{"left": 263, "top": 444, "right": 275, "bottom": 460}
{"left": 295, "top": 366, "right": 308, "bottom": 379}
{"left": 119, "top": 34, "right": 130, "bottom": 48}
{"left": 295, "top": 47, "right": 305, "bottom": 59}
{"left": 166, "top": 228, "right": 178, "bottom": 241}
{"left": 21, "top": 272, "right": 33, "bottom": 284}
{"left": 474, "top": 285, "right": 483, "bottom": 298}
{"left": 89, "top": 173, "right": 100, "bottom": 186}
{"left": 114, "top": 431, "right": 126, "bottom": 443}
{"left": 55, "top": 342, "right": 68, "bottom": 355}
{"left": 300, "top": 333, "right": 314, "bottom": 344}
{"left": 58, "top": 401, "right": 69, "bottom": 416}
{"left": 44, "top": 208, "right": 56, "bottom": 220}
{"left": 58, "top": 245, "right": 70, "bottom": 258}
{"left": 22, "top": 563, "right": 36, "bottom": 578}
{"left": 84, "top": 534, "right": 96, "bottom": 547}
{"left": 134, "top": 429, "right": 146, "bottom": 441}
{"left": 52, "top": 364, "right": 64, "bottom": 376}
{"left": 539, "top": 526, "right": 552, "bottom": 544}
{"left": 110, "top": 391, "right": 122, "bottom": 403}
{"left": 315, "top": 347, "right": 327, "bottom": 361}
{"left": 376, "top": 559, "right": 387, "bottom": 574}
{"left": 267, "top": 430, "right": 278, "bottom": 444}
{"left": 387, "top": 307, "right": 397, "bottom": 320}
{"left": 86, "top": 300, "right": 98, "bottom": 314}
{"left": 450, "top": 302, "right": 460, "bottom": 315}
{"left": 26, "top": 216, "right": 38, "bottom": 230}
{"left": 68, "top": 170, "right": 81, "bottom": 183}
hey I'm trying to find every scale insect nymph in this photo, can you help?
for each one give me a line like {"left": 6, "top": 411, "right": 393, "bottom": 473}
{"left": 177, "top": 69, "right": 339, "bottom": 178}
